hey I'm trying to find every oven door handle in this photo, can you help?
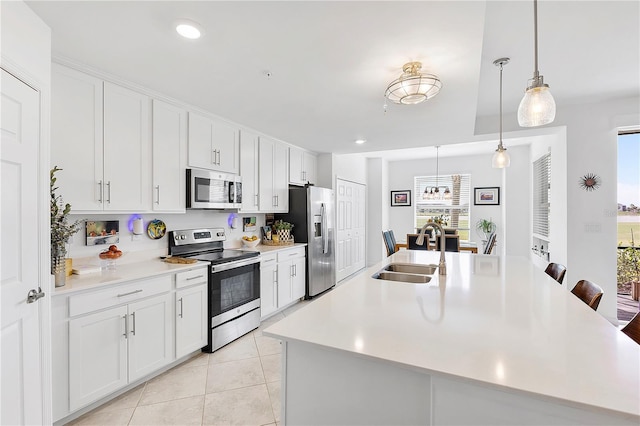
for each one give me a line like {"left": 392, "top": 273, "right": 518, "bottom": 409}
{"left": 211, "top": 257, "right": 260, "bottom": 273}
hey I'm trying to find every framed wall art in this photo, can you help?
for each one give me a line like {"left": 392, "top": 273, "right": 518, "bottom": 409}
{"left": 391, "top": 190, "right": 411, "bottom": 207}
{"left": 474, "top": 187, "right": 500, "bottom": 205}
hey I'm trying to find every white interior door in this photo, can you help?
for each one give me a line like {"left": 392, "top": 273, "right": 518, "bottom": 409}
{"left": 1, "top": 68, "right": 44, "bottom": 424}
{"left": 336, "top": 179, "right": 366, "bottom": 282}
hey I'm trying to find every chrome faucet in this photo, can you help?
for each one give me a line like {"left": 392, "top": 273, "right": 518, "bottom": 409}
{"left": 416, "top": 222, "right": 447, "bottom": 275}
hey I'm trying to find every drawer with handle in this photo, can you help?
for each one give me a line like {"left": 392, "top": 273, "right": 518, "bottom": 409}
{"left": 260, "top": 253, "right": 278, "bottom": 266}
{"left": 277, "top": 246, "right": 305, "bottom": 262}
{"left": 69, "top": 275, "right": 172, "bottom": 317}
{"left": 175, "top": 267, "right": 208, "bottom": 289}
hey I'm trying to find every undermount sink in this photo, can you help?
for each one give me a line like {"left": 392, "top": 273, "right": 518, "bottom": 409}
{"left": 373, "top": 263, "right": 437, "bottom": 283}
{"left": 375, "top": 271, "right": 432, "bottom": 283}
{"left": 384, "top": 263, "right": 438, "bottom": 275}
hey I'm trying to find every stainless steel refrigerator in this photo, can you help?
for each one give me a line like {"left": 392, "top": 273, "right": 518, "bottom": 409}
{"left": 275, "top": 186, "right": 335, "bottom": 298}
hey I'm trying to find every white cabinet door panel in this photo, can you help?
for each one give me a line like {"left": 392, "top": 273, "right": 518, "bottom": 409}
{"left": 152, "top": 100, "right": 186, "bottom": 212}
{"left": 69, "top": 306, "right": 128, "bottom": 411}
{"left": 51, "top": 64, "right": 104, "bottom": 210}
{"left": 127, "top": 293, "right": 173, "bottom": 382}
{"left": 103, "top": 82, "right": 151, "bottom": 211}
{"left": 176, "top": 284, "right": 207, "bottom": 359}
{"left": 240, "top": 130, "right": 260, "bottom": 212}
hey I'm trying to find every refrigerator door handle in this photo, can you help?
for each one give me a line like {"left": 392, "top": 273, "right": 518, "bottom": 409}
{"left": 321, "top": 202, "right": 328, "bottom": 254}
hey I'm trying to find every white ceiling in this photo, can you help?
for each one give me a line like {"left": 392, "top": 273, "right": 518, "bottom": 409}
{"left": 26, "top": 1, "right": 640, "bottom": 159}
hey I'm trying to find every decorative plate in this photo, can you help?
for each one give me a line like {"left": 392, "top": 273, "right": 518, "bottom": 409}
{"left": 147, "top": 219, "right": 166, "bottom": 239}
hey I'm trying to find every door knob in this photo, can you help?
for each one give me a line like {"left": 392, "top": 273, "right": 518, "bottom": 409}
{"left": 26, "top": 288, "right": 45, "bottom": 304}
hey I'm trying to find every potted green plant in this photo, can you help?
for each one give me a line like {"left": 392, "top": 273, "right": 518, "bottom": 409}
{"left": 51, "top": 166, "right": 83, "bottom": 287}
{"left": 475, "top": 218, "right": 496, "bottom": 241}
{"left": 272, "top": 220, "right": 294, "bottom": 242}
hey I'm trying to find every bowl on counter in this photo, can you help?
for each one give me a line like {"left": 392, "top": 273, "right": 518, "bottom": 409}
{"left": 241, "top": 238, "right": 261, "bottom": 248}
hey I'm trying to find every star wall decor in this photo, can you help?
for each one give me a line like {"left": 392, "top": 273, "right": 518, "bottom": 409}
{"left": 579, "top": 173, "right": 600, "bottom": 191}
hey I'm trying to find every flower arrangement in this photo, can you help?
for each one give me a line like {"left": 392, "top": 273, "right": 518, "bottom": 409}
{"left": 50, "top": 166, "right": 83, "bottom": 272}
{"left": 428, "top": 214, "right": 449, "bottom": 227}
{"left": 272, "top": 220, "right": 293, "bottom": 232}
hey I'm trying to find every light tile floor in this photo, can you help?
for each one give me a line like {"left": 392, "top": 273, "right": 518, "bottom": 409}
{"left": 67, "top": 301, "right": 311, "bottom": 426}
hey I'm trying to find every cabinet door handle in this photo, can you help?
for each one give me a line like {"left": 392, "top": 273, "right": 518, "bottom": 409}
{"left": 254, "top": 194, "right": 258, "bottom": 207}
{"left": 217, "top": 150, "right": 221, "bottom": 165}
{"left": 131, "top": 312, "right": 136, "bottom": 336}
{"left": 275, "top": 195, "right": 279, "bottom": 206}
{"left": 178, "top": 298, "right": 183, "bottom": 318}
{"left": 123, "top": 314, "right": 128, "bottom": 339}
{"left": 155, "top": 185, "right": 160, "bottom": 204}
{"left": 106, "top": 181, "right": 111, "bottom": 204}
{"left": 117, "top": 289, "right": 143, "bottom": 297}
{"left": 97, "top": 180, "right": 103, "bottom": 203}
{"left": 294, "top": 264, "right": 297, "bottom": 277}
{"left": 273, "top": 270, "right": 277, "bottom": 284}
{"left": 186, "top": 275, "right": 205, "bottom": 281}
{"left": 211, "top": 149, "right": 216, "bottom": 165}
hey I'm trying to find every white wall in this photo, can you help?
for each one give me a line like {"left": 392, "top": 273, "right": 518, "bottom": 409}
{"left": 68, "top": 212, "right": 266, "bottom": 262}
{"left": 366, "top": 158, "right": 387, "bottom": 265}
{"left": 385, "top": 147, "right": 530, "bottom": 256}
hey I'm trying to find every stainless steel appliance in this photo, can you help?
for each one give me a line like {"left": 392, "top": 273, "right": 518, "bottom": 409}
{"left": 275, "top": 186, "right": 335, "bottom": 298}
{"left": 186, "top": 168, "right": 242, "bottom": 209}
{"left": 168, "top": 228, "right": 260, "bottom": 352}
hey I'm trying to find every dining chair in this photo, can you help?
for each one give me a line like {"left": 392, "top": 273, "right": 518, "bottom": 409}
{"left": 382, "top": 230, "right": 397, "bottom": 257}
{"left": 570, "top": 280, "right": 604, "bottom": 311}
{"left": 407, "top": 234, "right": 429, "bottom": 250}
{"left": 620, "top": 312, "right": 640, "bottom": 345}
{"left": 544, "top": 263, "right": 566, "bottom": 284}
{"left": 434, "top": 234, "right": 460, "bottom": 252}
{"left": 483, "top": 233, "right": 497, "bottom": 254}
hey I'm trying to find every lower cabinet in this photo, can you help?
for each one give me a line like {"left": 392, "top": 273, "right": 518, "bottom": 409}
{"left": 57, "top": 265, "right": 209, "bottom": 418}
{"left": 69, "top": 292, "right": 172, "bottom": 411}
{"left": 260, "top": 246, "right": 306, "bottom": 320}
{"left": 175, "top": 269, "right": 208, "bottom": 359}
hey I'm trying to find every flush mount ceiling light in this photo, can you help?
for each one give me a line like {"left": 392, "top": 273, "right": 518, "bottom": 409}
{"left": 355, "top": 139, "right": 366, "bottom": 145}
{"left": 384, "top": 61, "right": 442, "bottom": 106}
{"left": 518, "top": 0, "right": 556, "bottom": 127}
{"left": 492, "top": 57, "right": 511, "bottom": 169}
{"left": 176, "top": 19, "right": 203, "bottom": 39}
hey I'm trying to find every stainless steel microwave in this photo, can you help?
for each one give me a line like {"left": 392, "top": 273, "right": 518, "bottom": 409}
{"left": 186, "top": 169, "right": 242, "bottom": 209}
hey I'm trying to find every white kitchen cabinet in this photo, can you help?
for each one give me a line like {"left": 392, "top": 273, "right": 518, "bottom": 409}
{"left": 239, "top": 129, "right": 260, "bottom": 212}
{"left": 152, "top": 100, "right": 187, "bottom": 212}
{"left": 175, "top": 268, "right": 208, "bottom": 358}
{"left": 277, "top": 246, "right": 306, "bottom": 308}
{"left": 51, "top": 64, "right": 104, "bottom": 211}
{"left": 260, "top": 253, "right": 279, "bottom": 319}
{"left": 260, "top": 247, "right": 306, "bottom": 320}
{"left": 68, "top": 305, "right": 128, "bottom": 411}
{"left": 289, "top": 146, "right": 317, "bottom": 186}
{"left": 126, "top": 293, "right": 173, "bottom": 382}
{"left": 67, "top": 276, "right": 173, "bottom": 411}
{"left": 188, "top": 112, "right": 239, "bottom": 174}
{"left": 103, "top": 82, "right": 151, "bottom": 211}
{"left": 51, "top": 64, "right": 151, "bottom": 212}
{"left": 259, "top": 136, "right": 289, "bottom": 212}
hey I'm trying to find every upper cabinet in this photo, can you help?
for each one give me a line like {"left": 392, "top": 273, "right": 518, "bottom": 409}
{"left": 259, "top": 136, "right": 288, "bottom": 213}
{"left": 103, "top": 82, "right": 151, "bottom": 211}
{"left": 239, "top": 129, "right": 260, "bottom": 212}
{"left": 289, "top": 146, "right": 317, "bottom": 186}
{"left": 51, "top": 64, "right": 151, "bottom": 212}
{"left": 188, "top": 112, "right": 239, "bottom": 174}
{"left": 152, "top": 100, "right": 187, "bottom": 212}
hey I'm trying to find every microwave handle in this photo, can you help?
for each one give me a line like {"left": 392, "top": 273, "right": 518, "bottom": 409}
{"left": 228, "top": 182, "right": 235, "bottom": 203}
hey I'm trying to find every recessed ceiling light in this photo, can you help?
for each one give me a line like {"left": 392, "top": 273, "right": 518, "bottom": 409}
{"left": 176, "top": 19, "right": 203, "bottom": 39}
{"left": 355, "top": 139, "right": 366, "bottom": 145}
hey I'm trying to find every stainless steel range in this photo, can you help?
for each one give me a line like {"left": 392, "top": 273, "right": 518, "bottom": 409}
{"left": 168, "top": 228, "right": 260, "bottom": 352}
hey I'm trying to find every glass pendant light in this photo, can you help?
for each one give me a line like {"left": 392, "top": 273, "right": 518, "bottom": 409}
{"left": 518, "top": 0, "right": 556, "bottom": 127}
{"left": 492, "top": 58, "right": 511, "bottom": 168}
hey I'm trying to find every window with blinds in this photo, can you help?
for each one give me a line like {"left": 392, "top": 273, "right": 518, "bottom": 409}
{"left": 533, "top": 153, "right": 551, "bottom": 237}
{"left": 414, "top": 174, "right": 471, "bottom": 241}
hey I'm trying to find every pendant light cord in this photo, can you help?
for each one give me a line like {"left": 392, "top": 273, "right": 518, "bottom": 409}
{"left": 499, "top": 62, "right": 503, "bottom": 149}
{"left": 533, "top": 0, "right": 539, "bottom": 79}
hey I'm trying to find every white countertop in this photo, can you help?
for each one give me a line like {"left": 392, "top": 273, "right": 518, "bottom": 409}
{"left": 265, "top": 250, "right": 640, "bottom": 418}
{"left": 237, "top": 242, "right": 307, "bottom": 254}
{"left": 53, "top": 258, "right": 209, "bottom": 295}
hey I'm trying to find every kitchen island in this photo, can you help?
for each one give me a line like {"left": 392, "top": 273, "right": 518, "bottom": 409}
{"left": 264, "top": 250, "right": 640, "bottom": 425}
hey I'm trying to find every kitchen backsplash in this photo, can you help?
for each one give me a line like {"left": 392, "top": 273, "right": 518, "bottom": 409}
{"left": 67, "top": 211, "right": 266, "bottom": 261}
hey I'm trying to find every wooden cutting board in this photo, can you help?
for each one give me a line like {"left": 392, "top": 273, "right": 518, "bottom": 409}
{"left": 164, "top": 257, "right": 198, "bottom": 264}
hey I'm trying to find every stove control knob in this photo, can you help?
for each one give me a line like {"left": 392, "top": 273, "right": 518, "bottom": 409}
{"left": 174, "top": 234, "right": 180, "bottom": 240}
{"left": 180, "top": 235, "right": 186, "bottom": 240}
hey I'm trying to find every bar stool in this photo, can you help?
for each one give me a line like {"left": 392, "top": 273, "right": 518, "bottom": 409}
{"left": 570, "top": 280, "right": 604, "bottom": 311}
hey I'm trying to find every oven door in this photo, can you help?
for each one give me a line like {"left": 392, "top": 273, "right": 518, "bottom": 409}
{"left": 209, "top": 257, "right": 260, "bottom": 327}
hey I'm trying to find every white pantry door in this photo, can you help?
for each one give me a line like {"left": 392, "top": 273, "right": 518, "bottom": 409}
{"left": 1, "top": 68, "right": 44, "bottom": 424}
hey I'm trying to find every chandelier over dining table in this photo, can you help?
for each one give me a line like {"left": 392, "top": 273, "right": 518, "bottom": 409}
{"left": 423, "top": 146, "right": 452, "bottom": 201}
